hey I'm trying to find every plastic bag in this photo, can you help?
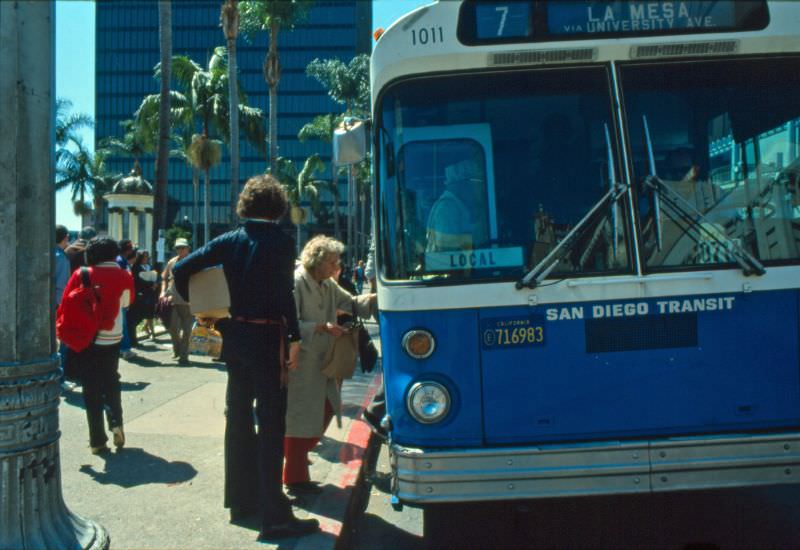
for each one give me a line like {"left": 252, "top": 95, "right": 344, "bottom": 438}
{"left": 188, "top": 322, "right": 222, "bottom": 359}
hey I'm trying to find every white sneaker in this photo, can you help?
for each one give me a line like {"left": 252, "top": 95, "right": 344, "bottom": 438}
{"left": 121, "top": 350, "right": 136, "bottom": 360}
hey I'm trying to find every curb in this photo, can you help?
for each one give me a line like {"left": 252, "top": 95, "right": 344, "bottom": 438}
{"left": 295, "top": 372, "right": 383, "bottom": 550}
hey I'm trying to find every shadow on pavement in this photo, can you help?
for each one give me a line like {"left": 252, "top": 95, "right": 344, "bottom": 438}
{"left": 120, "top": 380, "right": 150, "bottom": 392}
{"left": 78, "top": 447, "right": 197, "bottom": 488}
{"left": 315, "top": 435, "right": 364, "bottom": 466}
{"left": 275, "top": 530, "right": 336, "bottom": 550}
{"left": 124, "top": 354, "right": 164, "bottom": 367}
{"left": 288, "top": 483, "right": 349, "bottom": 514}
{"left": 61, "top": 381, "right": 150, "bottom": 409}
{"left": 353, "top": 513, "right": 423, "bottom": 550}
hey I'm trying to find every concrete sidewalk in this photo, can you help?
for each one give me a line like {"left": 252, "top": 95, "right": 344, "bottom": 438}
{"left": 58, "top": 327, "right": 380, "bottom": 549}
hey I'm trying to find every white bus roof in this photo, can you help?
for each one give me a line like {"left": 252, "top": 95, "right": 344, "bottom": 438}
{"left": 372, "top": 0, "right": 800, "bottom": 102}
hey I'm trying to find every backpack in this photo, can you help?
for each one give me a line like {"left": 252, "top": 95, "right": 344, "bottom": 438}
{"left": 56, "top": 267, "right": 102, "bottom": 353}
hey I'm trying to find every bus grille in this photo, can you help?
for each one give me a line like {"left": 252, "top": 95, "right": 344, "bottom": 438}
{"left": 631, "top": 41, "right": 739, "bottom": 59}
{"left": 489, "top": 48, "right": 597, "bottom": 66}
{"left": 585, "top": 314, "right": 698, "bottom": 353}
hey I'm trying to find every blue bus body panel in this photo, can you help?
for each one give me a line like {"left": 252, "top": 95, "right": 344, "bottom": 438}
{"left": 482, "top": 290, "right": 800, "bottom": 444}
{"left": 380, "top": 308, "right": 484, "bottom": 447}
{"left": 381, "top": 290, "right": 800, "bottom": 448}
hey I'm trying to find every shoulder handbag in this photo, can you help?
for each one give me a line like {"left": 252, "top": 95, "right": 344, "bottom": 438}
{"left": 321, "top": 329, "right": 359, "bottom": 379}
{"left": 354, "top": 305, "right": 379, "bottom": 373}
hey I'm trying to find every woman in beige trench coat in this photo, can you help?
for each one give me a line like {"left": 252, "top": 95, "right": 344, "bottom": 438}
{"left": 284, "top": 236, "right": 376, "bottom": 495}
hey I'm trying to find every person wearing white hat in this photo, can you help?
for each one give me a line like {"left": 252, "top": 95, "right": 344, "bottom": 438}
{"left": 425, "top": 158, "right": 488, "bottom": 253}
{"left": 161, "top": 237, "right": 193, "bottom": 364}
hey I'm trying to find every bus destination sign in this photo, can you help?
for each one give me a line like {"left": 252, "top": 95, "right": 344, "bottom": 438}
{"left": 548, "top": 1, "right": 735, "bottom": 35}
{"left": 458, "top": 1, "right": 769, "bottom": 45}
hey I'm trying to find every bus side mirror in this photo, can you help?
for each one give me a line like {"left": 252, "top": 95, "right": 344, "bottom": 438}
{"left": 333, "top": 118, "right": 368, "bottom": 165}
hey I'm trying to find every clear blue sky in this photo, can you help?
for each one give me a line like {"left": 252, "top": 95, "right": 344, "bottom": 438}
{"left": 54, "top": 0, "right": 430, "bottom": 228}
{"left": 55, "top": 0, "right": 95, "bottom": 229}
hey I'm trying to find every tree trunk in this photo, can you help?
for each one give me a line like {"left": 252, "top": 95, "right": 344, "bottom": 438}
{"left": 222, "top": 0, "right": 239, "bottom": 228}
{"left": 329, "top": 119, "right": 340, "bottom": 240}
{"left": 0, "top": 2, "right": 108, "bottom": 547}
{"left": 332, "top": 174, "right": 341, "bottom": 240}
{"left": 204, "top": 170, "right": 211, "bottom": 245}
{"left": 360, "top": 177, "right": 367, "bottom": 263}
{"left": 154, "top": 0, "right": 172, "bottom": 264}
{"left": 264, "top": 20, "right": 281, "bottom": 174}
{"left": 192, "top": 167, "right": 199, "bottom": 247}
{"left": 346, "top": 165, "right": 354, "bottom": 267}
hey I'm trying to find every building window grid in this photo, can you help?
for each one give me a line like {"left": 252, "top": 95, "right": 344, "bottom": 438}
{"left": 96, "top": 0, "right": 367, "bottom": 228}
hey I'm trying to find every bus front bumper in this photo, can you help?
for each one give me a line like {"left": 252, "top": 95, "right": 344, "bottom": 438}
{"left": 390, "top": 432, "right": 800, "bottom": 504}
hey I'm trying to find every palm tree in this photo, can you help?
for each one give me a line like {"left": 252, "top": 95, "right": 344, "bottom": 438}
{"left": 298, "top": 113, "right": 342, "bottom": 238}
{"left": 56, "top": 137, "right": 95, "bottom": 219}
{"left": 221, "top": 0, "right": 240, "bottom": 228}
{"left": 305, "top": 54, "right": 370, "bottom": 115}
{"left": 55, "top": 98, "right": 94, "bottom": 206}
{"left": 55, "top": 98, "right": 93, "bottom": 151}
{"left": 100, "top": 118, "right": 156, "bottom": 176}
{"left": 274, "top": 155, "right": 326, "bottom": 253}
{"left": 239, "top": 0, "right": 313, "bottom": 174}
{"left": 188, "top": 134, "right": 223, "bottom": 245}
{"left": 89, "top": 150, "right": 121, "bottom": 228}
{"left": 147, "top": 49, "right": 265, "bottom": 243}
{"left": 304, "top": 54, "right": 370, "bottom": 257}
{"left": 155, "top": 0, "right": 173, "bottom": 260}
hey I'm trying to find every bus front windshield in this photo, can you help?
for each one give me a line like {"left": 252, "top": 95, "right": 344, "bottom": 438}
{"left": 378, "top": 68, "right": 630, "bottom": 283}
{"left": 621, "top": 57, "right": 800, "bottom": 271}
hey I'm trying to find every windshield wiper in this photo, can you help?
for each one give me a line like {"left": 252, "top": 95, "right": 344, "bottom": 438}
{"left": 643, "top": 175, "right": 766, "bottom": 276}
{"left": 641, "top": 115, "right": 765, "bottom": 277}
{"left": 517, "top": 181, "right": 627, "bottom": 289}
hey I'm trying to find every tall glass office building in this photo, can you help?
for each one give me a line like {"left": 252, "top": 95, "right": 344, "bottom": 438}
{"left": 95, "top": 0, "right": 371, "bottom": 242}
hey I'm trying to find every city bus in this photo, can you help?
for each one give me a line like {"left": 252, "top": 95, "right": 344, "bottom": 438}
{"left": 338, "top": 0, "right": 800, "bottom": 539}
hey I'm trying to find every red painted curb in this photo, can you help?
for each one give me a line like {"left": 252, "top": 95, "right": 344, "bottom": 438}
{"left": 297, "top": 372, "right": 383, "bottom": 547}
{"left": 333, "top": 372, "right": 382, "bottom": 489}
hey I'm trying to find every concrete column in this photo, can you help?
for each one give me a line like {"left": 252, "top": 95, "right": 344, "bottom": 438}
{"left": 145, "top": 212, "right": 153, "bottom": 253}
{"left": 107, "top": 211, "right": 119, "bottom": 240}
{"left": 0, "top": 2, "right": 108, "bottom": 548}
{"left": 129, "top": 209, "right": 139, "bottom": 245}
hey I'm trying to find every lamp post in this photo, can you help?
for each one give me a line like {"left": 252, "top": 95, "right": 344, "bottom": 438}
{"left": 0, "top": 2, "right": 108, "bottom": 548}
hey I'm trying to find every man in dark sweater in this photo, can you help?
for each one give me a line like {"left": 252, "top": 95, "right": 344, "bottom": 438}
{"left": 172, "top": 174, "right": 317, "bottom": 541}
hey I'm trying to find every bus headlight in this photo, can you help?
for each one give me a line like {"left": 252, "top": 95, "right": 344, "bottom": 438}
{"left": 407, "top": 381, "right": 450, "bottom": 424}
{"left": 402, "top": 329, "right": 435, "bottom": 359}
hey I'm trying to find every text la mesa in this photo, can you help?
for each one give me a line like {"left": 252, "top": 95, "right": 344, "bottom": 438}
{"left": 546, "top": 296, "right": 736, "bottom": 321}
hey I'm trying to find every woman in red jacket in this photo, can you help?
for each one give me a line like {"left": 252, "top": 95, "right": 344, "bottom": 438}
{"left": 62, "top": 237, "right": 134, "bottom": 454}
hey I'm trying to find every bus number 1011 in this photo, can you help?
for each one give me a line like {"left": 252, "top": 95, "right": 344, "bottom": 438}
{"left": 411, "top": 26, "right": 444, "bottom": 46}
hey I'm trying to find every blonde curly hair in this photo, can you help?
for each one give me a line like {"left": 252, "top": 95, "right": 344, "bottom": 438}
{"left": 300, "top": 235, "right": 345, "bottom": 271}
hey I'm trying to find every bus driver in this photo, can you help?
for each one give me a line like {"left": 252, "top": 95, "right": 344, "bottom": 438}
{"left": 425, "top": 158, "right": 488, "bottom": 253}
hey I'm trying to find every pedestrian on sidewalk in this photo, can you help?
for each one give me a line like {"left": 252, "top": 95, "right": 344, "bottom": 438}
{"left": 62, "top": 237, "right": 134, "bottom": 454}
{"left": 54, "top": 224, "right": 71, "bottom": 308}
{"left": 284, "top": 236, "right": 376, "bottom": 495}
{"left": 172, "top": 174, "right": 319, "bottom": 541}
{"left": 161, "top": 238, "right": 192, "bottom": 365}
{"left": 55, "top": 224, "right": 75, "bottom": 392}
{"left": 62, "top": 227, "right": 97, "bottom": 387}
{"left": 136, "top": 250, "right": 158, "bottom": 339}
{"left": 116, "top": 239, "right": 137, "bottom": 357}
{"left": 65, "top": 226, "right": 96, "bottom": 273}
{"left": 131, "top": 250, "right": 157, "bottom": 342}
{"left": 354, "top": 259, "right": 366, "bottom": 294}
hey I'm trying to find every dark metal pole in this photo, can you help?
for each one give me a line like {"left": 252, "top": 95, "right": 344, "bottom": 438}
{"left": 0, "top": 2, "right": 108, "bottom": 548}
